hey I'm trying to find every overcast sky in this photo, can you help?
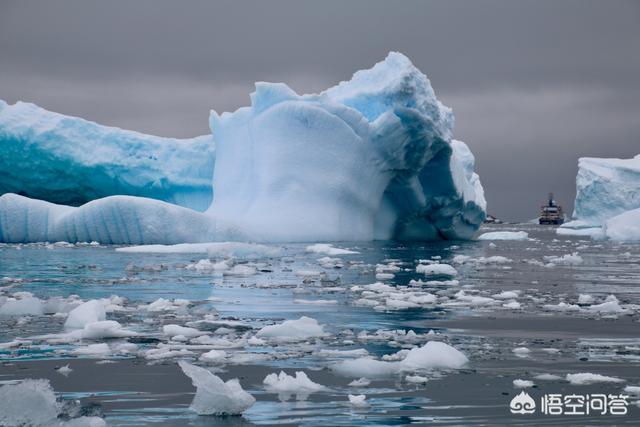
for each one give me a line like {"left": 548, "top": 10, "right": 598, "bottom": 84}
{"left": 1, "top": 0, "right": 639, "bottom": 220}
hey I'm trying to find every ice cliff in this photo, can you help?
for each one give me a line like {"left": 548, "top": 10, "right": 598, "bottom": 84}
{"left": 0, "top": 52, "right": 486, "bottom": 244}
{"left": 0, "top": 100, "right": 214, "bottom": 211}
{"left": 560, "top": 155, "right": 640, "bottom": 240}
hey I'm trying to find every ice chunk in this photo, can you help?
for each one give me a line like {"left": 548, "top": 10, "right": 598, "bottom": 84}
{"left": 348, "top": 394, "right": 368, "bottom": 407}
{"left": 0, "top": 296, "right": 44, "bottom": 316}
{"left": 306, "top": 243, "right": 359, "bottom": 255}
{"left": 163, "top": 324, "right": 208, "bottom": 338}
{"left": 200, "top": 349, "right": 227, "bottom": 364}
{"left": 566, "top": 373, "right": 625, "bottom": 385}
{"left": 416, "top": 263, "right": 457, "bottom": 277}
{"left": 332, "top": 341, "right": 467, "bottom": 378}
{"left": 0, "top": 379, "right": 59, "bottom": 426}
{"left": 256, "top": 316, "right": 326, "bottom": 341}
{"left": 0, "top": 100, "right": 214, "bottom": 211}
{"left": 178, "top": 361, "right": 255, "bottom": 415}
{"left": 400, "top": 341, "right": 468, "bottom": 370}
{"left": 0, "top": 379, "right": 107, "bottom": 427}
{"left": 348, "top": 377, "right": 371, "bottom": 387}
{"left": 81, "top": 320, "right": 137, "bottom": 339}
{"left": 64, "top": 300, "right": 105, "bottom": 329}
{"left": 117, "top": 241, "right": 280, "bottom": 258}
{"left": 477, "top": 231, "right": 529, "bottom": 241}
{"left": 263, "top": 371, "right": 326, "bottom": 401}
{"left": 513, "top": 379, "right": 534, "bottom": 388}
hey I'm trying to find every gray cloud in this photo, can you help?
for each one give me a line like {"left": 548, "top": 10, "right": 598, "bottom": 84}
{"left": 1, "top": 0, "right": 639, "bottom": 220}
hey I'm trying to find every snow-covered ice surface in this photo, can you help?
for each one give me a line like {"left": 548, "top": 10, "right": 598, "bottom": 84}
{"left": 0, "top": 99, "right": 214, "bottom": 211}
{"left": 1, "top": 223, "right": 640, "bottom": 425}
{"left": 0, "top": 52, "right": 485, "bottom": 244}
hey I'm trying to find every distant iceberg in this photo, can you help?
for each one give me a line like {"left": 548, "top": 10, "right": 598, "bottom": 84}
{"left": 560, "top": 155, "right": 640, "bottom": 240}
{"left": 0, "top": 52, "right": 486, "bottom": 244}
{"left": 0, "top": 100, "right": 214, "bottom": 211}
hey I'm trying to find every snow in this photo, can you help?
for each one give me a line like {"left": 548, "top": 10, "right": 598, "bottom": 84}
{"left": 178, "top": 360, "right": 255, "bottom": 415}
{"left": 1, "top": 52, "right": 486, "bottom": 244}
{"left": 306, "top": 244, "right": 359, "bottom": 255}
{"left": 0, "top": 100, "right": 214, "bottom": 211}
{"left": 263, "top": 371, "right": 326, "bottom": 401}
{"left": 64, "top": 300, "right": 105, "bottom": 329}
{"left": 256, "top": 316, "right": 326, "bottom": 341}
{"left": 477, "top": 231, "right": 529, "bottom": 241}
{"left": 566, "top": 372, "right": 625, "bottom": 385}
{"left": 416, "top": 263, "right": 457, "bottom": 277}
{"left": 348, "top": 394, "right": 368, "bottom": 407}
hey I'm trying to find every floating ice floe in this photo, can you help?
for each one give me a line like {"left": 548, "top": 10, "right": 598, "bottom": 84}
{"left": 534, "top": 373, "right": 562, "bottom": 381}
{"left": 306, "top": 244, "right": 359, "bottom": 255}
{"left": 263, "top": 371, "right": 327, "bottom": 401}
{"left": 566, "top": 373, "right": 625, "bottom": 385}
{"left": 178, "top": 361, "right": 255, "bottom": 415}
{"left": 64, "top": 300, "right": 106, "bottom": 329}
{"left": 477, "top": 231, "right": 529, "bottom": 241}
{"left": 332, "top": 341, "right": 468, "bottom": 378}
{"left": 416, "top": 263, "right": 457, "bottom": 277}
{"left": 513, "top": 379, "right": 534, "bottom": 388}
{"left": 543, "top": 252, "right": 583, "bottom": 266}
{"left": 0, "top": 52, "right": 486, "bottom": 244}
{"left": 256, "top": 316, "right": 326, "bottom": 341}
{"left": 348, "top": 394, "right": 368, "bottom": 407}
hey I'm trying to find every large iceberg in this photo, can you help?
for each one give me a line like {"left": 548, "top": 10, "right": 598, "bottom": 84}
{"left": 560, "top": 155, "right": 640, "bottom": 240}
{"left": 0, "top": 52, "right": 485, "bottom": 244}
{"left": 0, "top": 100, "right": 214, "bottom": 211}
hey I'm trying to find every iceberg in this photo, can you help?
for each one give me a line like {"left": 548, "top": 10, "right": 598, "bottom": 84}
{"left": 0, "top": 52, "right": 485, "bottom": 244}
{"left": 561, "top": 155, "right": 640, "bottom": 240}
{"left": 0, "top": 99, "right": 214, "bottom": 211}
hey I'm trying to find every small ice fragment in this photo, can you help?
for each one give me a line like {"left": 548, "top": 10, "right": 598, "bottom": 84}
{"left": 405, "top": 374, "right": 429, "bottom": 384}
{"left": 263, "top": 371, "right": 326, "bottom": 401}
{"left": 348, "top": 377, "right": 371, "bottom": 387}
{"left": 566, "top": 373, "right": 625, "bottom": 385}
{"left": 577, "top": 294, "right": 594, "bottom": 304}
{"left": 56, "top": 364, "right": 73, "bottom": 377}
{"left": 513, "top": 379, "right": 534, "bottom": 388}
{"left": 477, "top": 231, "right": 528, "bottom": 241}
{"left": 256, "top": 316, "right": 325, "bottom": 341}
{"left": 178, "top": 360, "right": 255, "bottom": 415}
{"left": 348, "top": 394, "right": 368, "bottom": 407}
{"left": 306, "top": 244, "right": 359, "bottom": 255}
{"left": 199, "top": 349, "right": 227, "bottom": 364}
{"left": 64, "top": 300, "right": 106, "bottom": 329}
{"left": 163, "top": 324, "right": 208, "bottom": 338}
{"left": 512, "top": 347, "right": 531, "bottom": 357}
{"left": 534, "top": 373, "right": 562, "bottom": 381}
{"left": 416, "top": 263, "right": 457, "bottom": 277}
